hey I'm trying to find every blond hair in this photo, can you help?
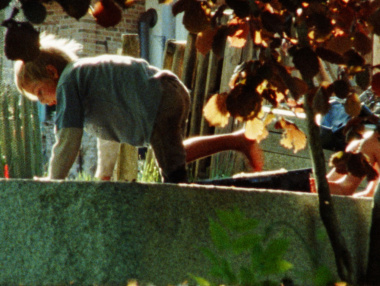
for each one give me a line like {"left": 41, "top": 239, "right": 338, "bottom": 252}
{"left": 14, "top": 33, "right": 82, "bottom": 100}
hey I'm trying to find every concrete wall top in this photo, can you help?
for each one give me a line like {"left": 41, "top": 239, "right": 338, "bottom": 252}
{"left": 0, "top": 179, "right": 373, "bottom": 285}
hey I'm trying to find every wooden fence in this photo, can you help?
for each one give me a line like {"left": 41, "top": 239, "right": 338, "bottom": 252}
{"left": 117, "top": 32, "right": 331, "bottom": 182}
{"left": 161, "top": 33, "right": 322, "bottom": 181}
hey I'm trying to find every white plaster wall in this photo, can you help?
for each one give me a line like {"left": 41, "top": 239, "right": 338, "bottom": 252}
{"left": 146, "top": 0, "right": 188, "bottom": 68}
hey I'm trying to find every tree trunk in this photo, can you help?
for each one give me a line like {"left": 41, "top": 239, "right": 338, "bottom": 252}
{"left": 303, "top": 92, "right": 354, "bottom": 283}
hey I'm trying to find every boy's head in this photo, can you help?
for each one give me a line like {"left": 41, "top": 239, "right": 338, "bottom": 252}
{"left": 14, "top": 33, "right": 82, "bottom": 102}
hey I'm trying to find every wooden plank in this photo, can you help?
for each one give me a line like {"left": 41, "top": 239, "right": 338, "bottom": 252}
{"left": 188, "top": 52, "right": 210, "bottom": 137}
{"left": 162, "top": 39, "right": 176, "bottom": 70}
{"left": 163, "top": 40, "right": 186, "bottom": 77}
{"left": 171, "top": 41, "right": 186, "bottom": 78}
{"left": 181, "top": 33, "right": 197, "bottom": 89}
{"left": 194, "top": 52, "right": 224, "bottom": 178}
{"left": 209, "top": 40, "right": 248, "bottom": 176}
{"left": 114, "top": 34, "right": 140, "bottom": 181}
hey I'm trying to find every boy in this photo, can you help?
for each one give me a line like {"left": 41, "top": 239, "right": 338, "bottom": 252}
{"left": 14, "top": 34, "right": 190, "bottom": 183}
{"left": 14, "top": 34, "right": 264, "bottom": 183}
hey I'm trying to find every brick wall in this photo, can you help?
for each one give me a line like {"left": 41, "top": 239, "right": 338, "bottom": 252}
{"left": 37, "top": 0, "right": 146, "bottom": 56}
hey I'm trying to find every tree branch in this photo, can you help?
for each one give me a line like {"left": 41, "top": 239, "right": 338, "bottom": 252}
{"left": 303, "top": 91, "right": 354, "bottom": 283}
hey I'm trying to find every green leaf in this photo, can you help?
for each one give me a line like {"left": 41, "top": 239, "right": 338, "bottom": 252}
{"left": 316, "top": 227, "right": 328, "bottom": 242}
{"left": 216, "top": 208, "right": 259, "bottom": 233}
{"left": 189, "top": 275, "right": 213, "bottom": 286}
{"left": 276, "top": 259, "right": 293, "bottom": 273}
{"left": 231, "top": 233, "right": 262, "bottom": 254}
{"left": 250, "top": 243, "right": 265, "bottom": 272}
{"left": 201, "top": 248, "right": 221, "bottom": 265}
{"left": 263, "top": 238, "right": 290, "bottom": 261}
{"left": 313, "top": 265, "right": 336, "bottom": 286}
{"left": 219, "top": 258, "right": 239, "bottom": 284}
{"left": 209, "top": 219, "right": 231, "bottom": 251}
{"left": 239, "top": 266, "right": 257, "bottom": 286}
{"left": 259, "top": 238, "right": 292, "bottom": 275}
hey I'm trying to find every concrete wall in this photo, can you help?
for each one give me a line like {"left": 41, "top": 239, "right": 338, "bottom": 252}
{"left": 0, "top": 180, "right": 373, "bottom": 285}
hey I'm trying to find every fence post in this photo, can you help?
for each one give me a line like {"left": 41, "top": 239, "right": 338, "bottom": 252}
{"left": 111, "top": 34, "right": 140, "bottom": 182}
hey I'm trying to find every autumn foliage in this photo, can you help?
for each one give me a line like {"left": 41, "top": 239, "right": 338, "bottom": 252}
{"left": 170, "top": 0, "right": 380, "bottom": 178}
{"left": 3, "top": 0, "right": 380, "bottom": 179}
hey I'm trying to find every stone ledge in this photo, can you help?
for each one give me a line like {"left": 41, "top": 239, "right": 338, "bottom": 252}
{"left": 0, "top": 180, "right": 372, "bottom": 285}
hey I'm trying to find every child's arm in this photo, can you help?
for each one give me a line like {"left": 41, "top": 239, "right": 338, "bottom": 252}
{"left": 353, "top": 178, "right": 379, "bottom": 197}
{"left": 48, "top": 127, "right": 83, "bottom": 179}
{"left": 328, "top": 172, "right": 363, "bottom": 196}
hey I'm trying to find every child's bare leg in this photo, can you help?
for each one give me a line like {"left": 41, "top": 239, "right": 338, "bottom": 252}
{"left": 95, "top": 138, "right": 120, "bottom": 180}
{"left": 184, "top": 129, "right": 264, "bottom": 171}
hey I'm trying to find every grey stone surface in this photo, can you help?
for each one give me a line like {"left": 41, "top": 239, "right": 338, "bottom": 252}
{"left": 0, "top": 180, "right": 373, "bottom": 285}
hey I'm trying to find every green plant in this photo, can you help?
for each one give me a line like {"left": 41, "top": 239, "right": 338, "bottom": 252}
{"left": 138, "top": 148, "right": 162, "bottom": 183}
{"left": 0, "top": 85, "right": 43, "bottom": 178}
{"left": 266, "top": 222, "right": 338, "bottom": 286}
{"left": 192, "top": 207, "right": 293, "bottom": 286}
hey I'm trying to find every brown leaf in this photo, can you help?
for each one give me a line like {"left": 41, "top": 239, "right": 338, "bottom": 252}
{"left": 270, "top": 62, "right": 304, "bottom": 100}
{"left": 330, "top": 151, "right": 379, "bottom": 180}
{"left": 313, "top": 84, "right": 331, "bottom": 115}
{"left": 315, "top": 47, "right": 345, "bottom": 65}
{"left": 348, "top": 152, "right": 372, "bottom": 178}
{"left": 333, "top": 79, "right": 350, "bottom": 99}
{"left": 344, "top": 93, "right": 361, "bottom": 117}
{"left": 245, "top": 117, "right": 267, "bottom": 141}
{"left": 326, "top": 34, "right": 352, "bottom": 55}
{"left": 225, "top": 0, "right": 250, "bottom": 18}
{"left": 287, "top": 76, "right": 309, "bottom": 101}
{"left": 261, "top": 10, "right": 285, "bottom": 34}
{"left": 172, "top": 0, "right": 187, "bottom": 16}
{"left": 261, "top": 88, "right": 281, "bottom": 108}
{"left": 4, "top": 20, "right": 40, "bottom": 62}
{"left": 203, "top": 93, "right": 230, "bottom": 127}
{"left": 343, "top": 49, "right": 365, "bottom": 68}
{"left": 263, "top": 111, "right": 276, "bottom": 126}
{"left": 276, "top": 117, "right": 307, "bottom": 153}
{"left": 371, "top": 72, "right": 380, "bottom": 95}
{"left": 226, "top": 84, "right": 263, "bottom": 121}
{"left": 355, "top": 67, "right": 371, "bottom": 91}
{"left": 56, "top": 0, "right": 91, "bottom": 20}
{"left": 227, "top": 18, "right": 249, "bottom": 48}
{"left": 353, "top": 31, "right": 372, "bottom": 55}
{"left": 181, "top": 0, "right": 211, "bottom": 34}
{"left": 334, "top": 6, "right": 355, "bottom": 32}
{"left": 329, "top": 151, "right": 350, "bottom": 174}
{"left": 292, "top": 47, "right": 319, "bottom": 79}
{"left": 311, "top": 13, "right": 333, "bottom": 39}
{"left": 264, "top": 63, "right": 289, "bottom": 95}
{"left": 369, "top": 8, "right": 380, "bottom": 36}
{"left": 196, "top": 27, "right": 218, "bottom": 55}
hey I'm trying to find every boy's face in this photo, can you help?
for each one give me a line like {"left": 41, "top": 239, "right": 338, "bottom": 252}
{"left": 24, "top": 79, "right": 57, "bottom": 106}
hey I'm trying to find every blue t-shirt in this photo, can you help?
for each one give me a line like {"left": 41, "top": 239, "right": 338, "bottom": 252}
{"left": 55, "top": 55, "right": 164, "bottom": 146}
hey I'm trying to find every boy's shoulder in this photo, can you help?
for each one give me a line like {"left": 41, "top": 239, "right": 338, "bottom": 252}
{"left": 72, "top": 54, "right": 147, "bottom": 68}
